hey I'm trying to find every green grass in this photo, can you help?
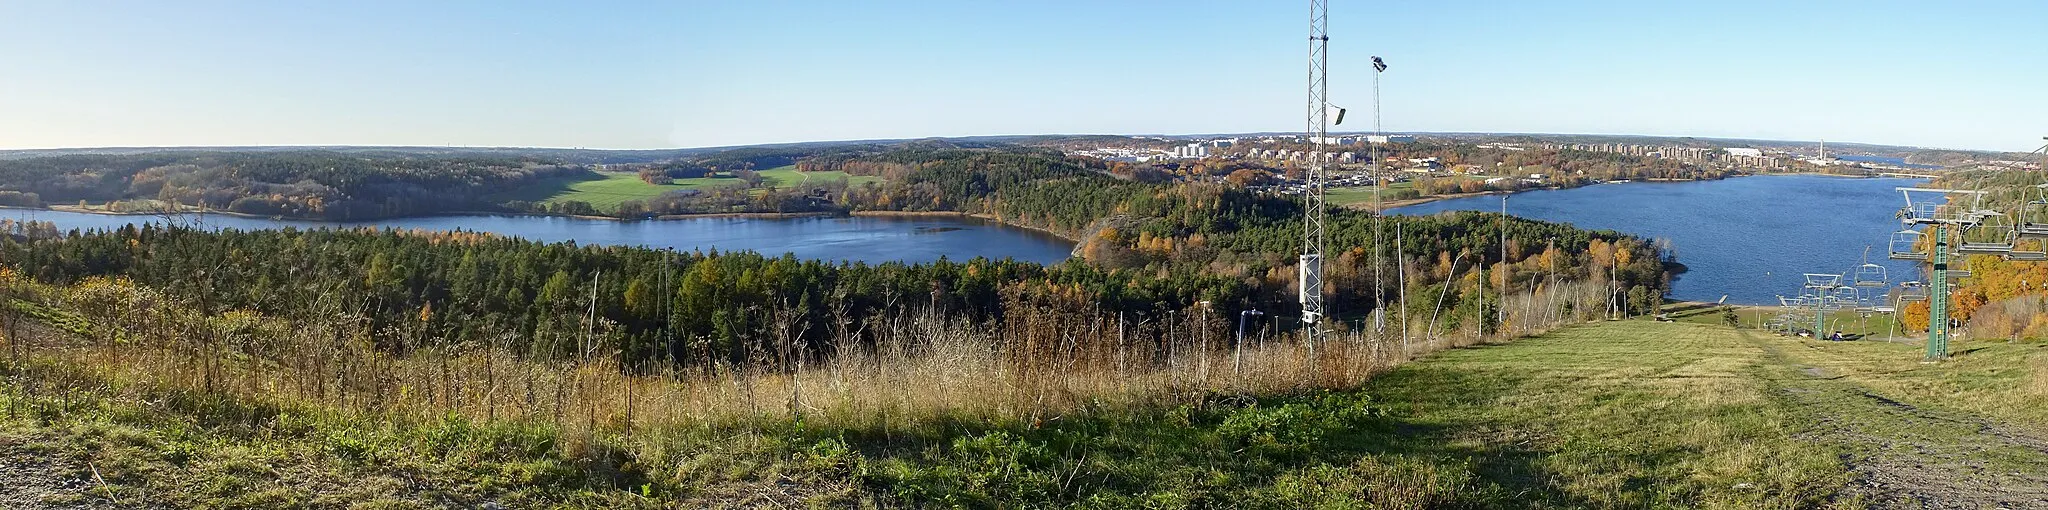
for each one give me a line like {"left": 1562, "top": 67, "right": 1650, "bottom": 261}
{"left": 493, "top": 165, "right": 883, "bottom": 212}
{"left": 1325, "top": 181, "right": 1414, "bottom": 206}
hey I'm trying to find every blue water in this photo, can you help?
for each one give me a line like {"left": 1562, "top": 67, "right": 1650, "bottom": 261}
{"left": 1390, "top": 175, "right": 1931, "bottom": 305}
{"left": 0, "top": 210, "right": 1076, "bottom": 266}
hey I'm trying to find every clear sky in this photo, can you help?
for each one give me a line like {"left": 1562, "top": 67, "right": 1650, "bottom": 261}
{"left": 2, "top": 1, "right": 2042, "bottom": 152}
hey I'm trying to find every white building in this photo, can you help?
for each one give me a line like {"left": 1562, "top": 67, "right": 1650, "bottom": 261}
{"left": 1366, "top": 135, "right": 1415, "bottom": 144}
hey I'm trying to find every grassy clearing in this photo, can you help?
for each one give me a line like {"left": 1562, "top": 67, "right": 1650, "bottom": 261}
{"left": 492, "top": 165, "right": 882, "bottom": 211}
{"left": 1325, "top": 182, "right": 1412, "bottom": 206}
{"left": 1360, "top": 321, "right": 1849, "bottom": 508}
{"left": 1767, "top": 333, "right": 2048, "bottom": 435}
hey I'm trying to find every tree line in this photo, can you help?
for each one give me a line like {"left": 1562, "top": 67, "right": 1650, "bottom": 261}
{"left": 0, "top": 151, "right": 592, "bottom": 220}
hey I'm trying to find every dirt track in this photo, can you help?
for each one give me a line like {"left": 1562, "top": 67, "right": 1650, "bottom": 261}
{"left": 1747, "top": 331, "right": 2048, "bottom": 509}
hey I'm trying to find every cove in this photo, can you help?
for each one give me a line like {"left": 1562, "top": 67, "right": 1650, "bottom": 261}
{"left": 1388, "top": 174, "right": 1932, "bottom": 305}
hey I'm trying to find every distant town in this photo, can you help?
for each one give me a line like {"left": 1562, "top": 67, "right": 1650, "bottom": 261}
{"left": 1041, "top": 133, "right": 2033, "bottom": 205}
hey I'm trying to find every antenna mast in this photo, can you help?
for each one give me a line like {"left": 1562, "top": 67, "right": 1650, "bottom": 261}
{"left": 1300, "top": 0, "right": 1330, "bottom": 343}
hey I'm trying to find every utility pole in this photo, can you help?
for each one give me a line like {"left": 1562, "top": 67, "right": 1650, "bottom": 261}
{"left": 1235, "top": 309, "right": 1263, "bottom": 376}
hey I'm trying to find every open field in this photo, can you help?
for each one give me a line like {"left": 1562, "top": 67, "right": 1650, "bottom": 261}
{"left": 4, "top": 281, "right": 2046, "bottom": 507}
{"left": 492, "top": 165, "right": 883, "bottom": 212}
{"left": 1325, "top": 180, "right": 1415, "bottom": 206}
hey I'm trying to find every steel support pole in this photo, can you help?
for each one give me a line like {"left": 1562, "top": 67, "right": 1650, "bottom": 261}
{"left": 1928, "top": 224, "right": 1949, "bottom": 360}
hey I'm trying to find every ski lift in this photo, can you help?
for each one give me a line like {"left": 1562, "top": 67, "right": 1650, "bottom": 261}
{"left": 2018, "top": 184, "right": 2048, "bottom": 239}
{"left": 2004, "top": 247, "right": 2047, "bottom": 261}
{"left": 1896, "top": 281, "right": 1928, "bottom": 302}
{"left": 1888, "top": 230, "right": 1927, "bottom": 260}
{"left": 1956, "top": 224, "right": 2015, "bottom": 256}
{"left": 1823, "top": 295, "right": 1856, "bottom": 311}
{"left": 1853, "top": 263, "right": 1888, "bottom": 287}
{"left": 1803, "top": 273, "right": 1843, "bottom": 288}
{"left": 1830, "top": 286, "right": 1861, "bottom": 304}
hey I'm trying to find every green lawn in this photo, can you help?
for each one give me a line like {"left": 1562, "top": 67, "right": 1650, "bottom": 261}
{"left": 493, "top": 165, "right": 883, "bottom": 212}
{"left": 1326, "top": 184, "right": 1397, "bottom": 206}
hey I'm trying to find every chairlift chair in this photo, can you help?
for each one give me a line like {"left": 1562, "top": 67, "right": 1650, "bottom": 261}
{"left": 1888, "top": 230, "right": 1927, "bottom": 260}
{"left": 1896, "top": 281, "right": 1928, "bottom": 302}
{"left": 1803, "top": 273, "right": 1844, "bottom": 288}
{"left": 2019, "top": 222, "right": 2048, "bottom": 239}
{"left": 1830, "top": 286, "right": 1862, "bottom": 305}
{"left": 2018, "top": 185, "right": 2048, "bottom": 239}
{"left": 1956, "top": 225, "right": 2016, "bottom": 256}
{"left": 1853, "top": 263, "right": 1888, "bottom": 287}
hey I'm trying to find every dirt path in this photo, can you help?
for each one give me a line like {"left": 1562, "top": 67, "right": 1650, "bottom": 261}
{"left": 1742, "top": 330, "right": 2048, "bottom": 509}
{"left": 0, "top": 440, "right": 125, "bottom": 510}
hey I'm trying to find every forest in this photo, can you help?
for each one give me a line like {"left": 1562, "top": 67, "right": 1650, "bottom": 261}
{"left": 0, "top": 151, "right": 591, "bottom": 220}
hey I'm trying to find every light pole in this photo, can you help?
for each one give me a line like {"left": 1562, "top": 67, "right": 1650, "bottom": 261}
{"left": 1236, "top": 309, "right": 1264, "bottom": 376}
{"left": 1198, "top": 301, "right": 1212, "bottom": 383}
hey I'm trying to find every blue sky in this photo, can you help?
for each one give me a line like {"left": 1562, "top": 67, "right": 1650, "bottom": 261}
{"left": 1, "top": 1, "right": 2042, "bottom": 151}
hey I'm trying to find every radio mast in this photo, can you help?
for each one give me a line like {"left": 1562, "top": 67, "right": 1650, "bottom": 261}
{"left": 1300, "top": 0, "right": 1331, "bottom": 343}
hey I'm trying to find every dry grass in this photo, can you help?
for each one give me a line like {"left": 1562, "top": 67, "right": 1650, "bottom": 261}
{"left": 6, "top": 273, "right": 1622, "bottom": 448}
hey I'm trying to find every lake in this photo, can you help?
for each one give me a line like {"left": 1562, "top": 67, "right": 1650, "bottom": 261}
{"left": 0, "top": 210, "right": 1077, "bottom": 266}
{"left": 1390, "top": 174, "right": 1931, "bottom": 305}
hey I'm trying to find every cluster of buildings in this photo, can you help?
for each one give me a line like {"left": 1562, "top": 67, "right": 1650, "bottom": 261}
{"left": 1986, "top": 159, "right": 2043, "bottom": 170}
{"left": 1242, "top": 148, "right": 1359, "bottom": 164}
{"left": 1073, "top": 138, "right": 1240, "bottom": 163}
{"left": 1307, "top": 134, "right": 1415, "bottom": 145}
{"left": 1539, "top": 143, "right": 1788, "bottom": 169}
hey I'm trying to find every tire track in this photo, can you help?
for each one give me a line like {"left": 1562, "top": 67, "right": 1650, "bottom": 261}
{"left": 1741, "top": 330, "right": 2048, "bottom": 509}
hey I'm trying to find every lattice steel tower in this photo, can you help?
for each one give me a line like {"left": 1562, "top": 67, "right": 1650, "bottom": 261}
{"left": 1299, "top": 0, "right": 1331, "bottom": 343}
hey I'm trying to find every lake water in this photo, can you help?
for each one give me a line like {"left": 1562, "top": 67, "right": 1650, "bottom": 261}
{"left": 1390, "top": 175, "right": 1931, "bottom": 305}
{"left": 0, "top": 210, "right": 1077, "bottom": 266}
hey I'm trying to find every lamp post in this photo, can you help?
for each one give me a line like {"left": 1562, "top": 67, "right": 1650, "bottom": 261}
{"left": 1236, "top": 309, "right": 1264, "bottom": 377}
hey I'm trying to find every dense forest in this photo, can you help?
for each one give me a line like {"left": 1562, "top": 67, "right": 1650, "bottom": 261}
{"left": 1, "top": 212, "right": 1663, "bottom": 372}
{"left": 0, "top": 151, "right": 591, "bottom": 219}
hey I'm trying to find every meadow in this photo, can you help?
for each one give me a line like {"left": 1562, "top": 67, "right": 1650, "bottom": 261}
{"left": 492, "top": 166, "right": 882, "bottom": 212}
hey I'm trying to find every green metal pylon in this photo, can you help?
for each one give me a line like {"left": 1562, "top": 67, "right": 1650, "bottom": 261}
{"left": 1927, "top": 224, "right": 1949, "bottom": 360}
{"left": 1814, "top": 299, "right": 1826, "bottom": 339}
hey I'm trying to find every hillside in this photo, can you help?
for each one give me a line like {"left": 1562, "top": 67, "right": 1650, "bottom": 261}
{"left": 5, "top": 287, "right": 2045, "bottom": 508}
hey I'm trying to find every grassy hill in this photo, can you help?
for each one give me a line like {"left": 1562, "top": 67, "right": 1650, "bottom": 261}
{"left": 6, "top": 279, "right": 2045, "bottom": 508}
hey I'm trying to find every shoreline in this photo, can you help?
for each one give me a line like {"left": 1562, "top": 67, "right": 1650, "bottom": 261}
{"left": 2, "top": 204, "right": 1083, "bottom": 244}
{"left": 850, "top": 210, "right": 1078, "bottom": 242}
{"left": 1345, "top": 171, "right": 1913, "bottom": 213}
